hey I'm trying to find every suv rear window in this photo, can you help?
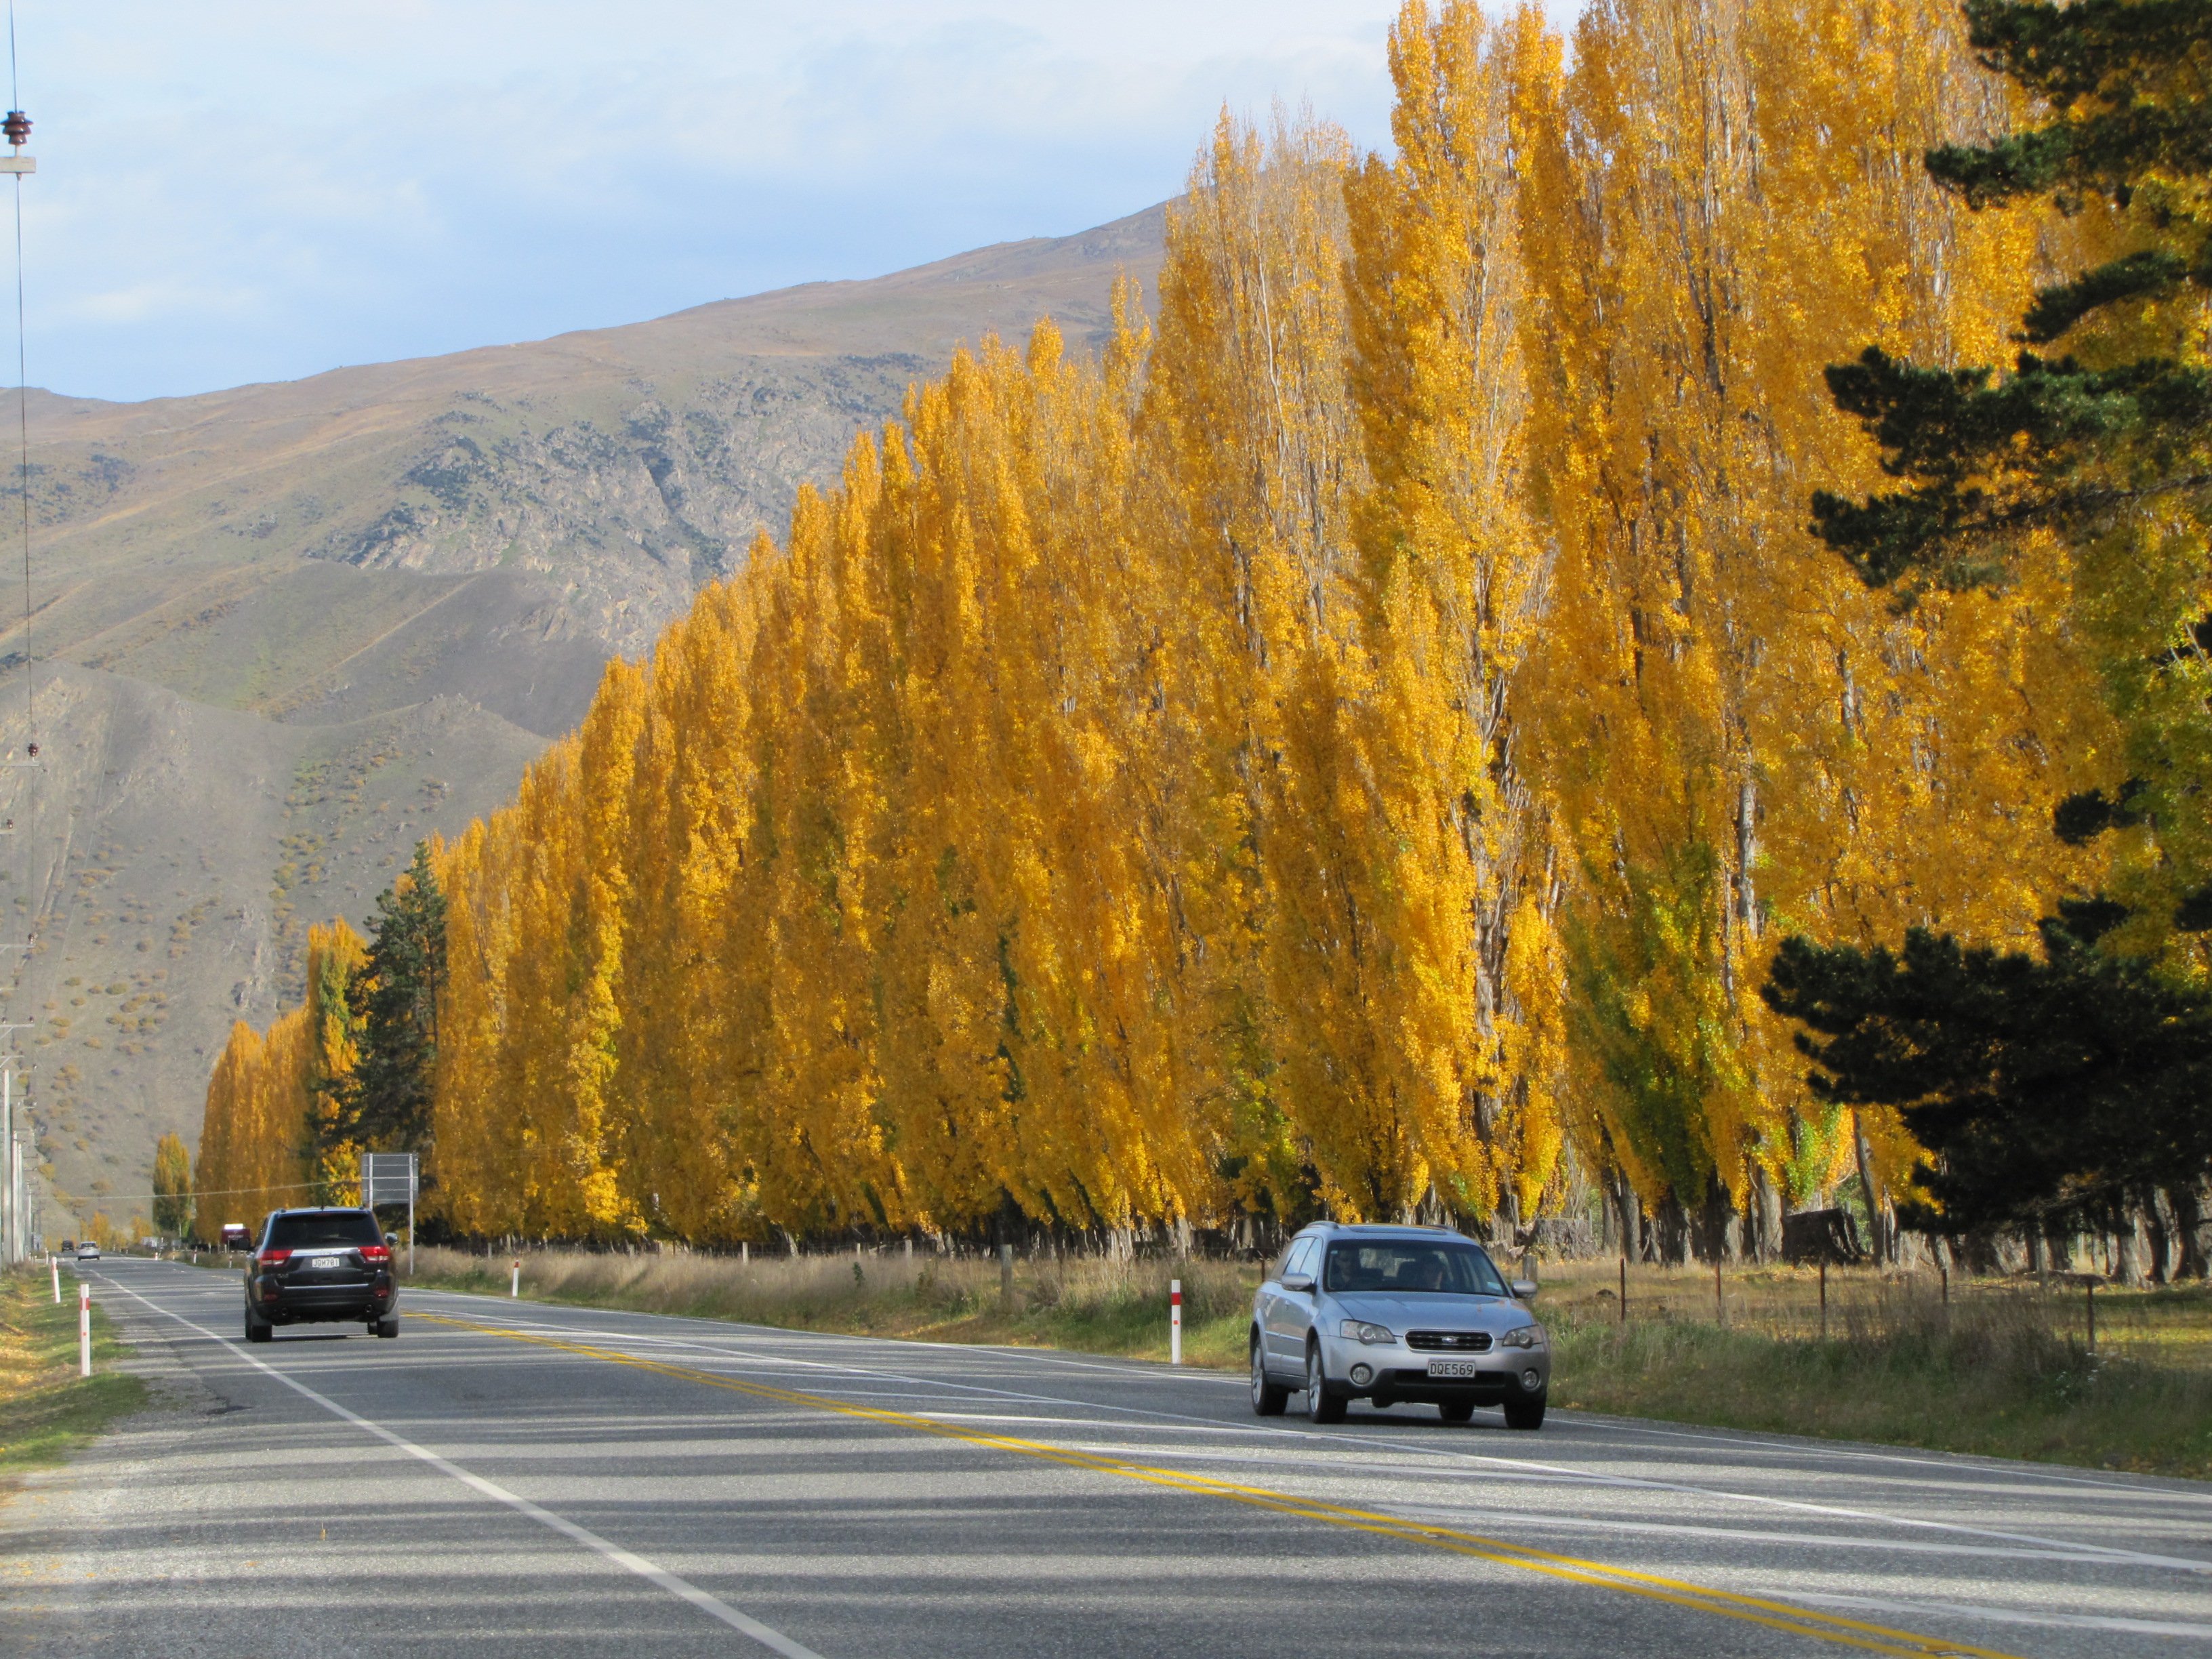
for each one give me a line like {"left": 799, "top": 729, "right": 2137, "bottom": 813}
{"left": 267, "top": 1211, "right": 380, "bottom": 1248}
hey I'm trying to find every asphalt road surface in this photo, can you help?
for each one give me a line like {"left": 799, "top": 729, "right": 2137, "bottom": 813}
{"left": 3, "top": 1257, "right": 2208, "bottom": 1658}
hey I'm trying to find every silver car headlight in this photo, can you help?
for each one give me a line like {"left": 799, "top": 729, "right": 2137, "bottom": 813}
{"left": 1501, "top": 1324, "right": 1547, "bottom": 1349}
{"left": 1339, "top": 1319, "right": 1395, "bottom": 1345}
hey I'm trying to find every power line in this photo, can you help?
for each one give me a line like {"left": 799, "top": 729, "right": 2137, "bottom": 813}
{"left": 0, "top": 7, "right": 25, "bottom": 1269}
{"left": 9, "top": 0, "right": 28, "bottom": 759}
{"left": 66, "top": 1179, "right": 338, "bottom": 1209}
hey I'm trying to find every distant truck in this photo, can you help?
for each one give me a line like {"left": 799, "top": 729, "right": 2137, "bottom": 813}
{"left": 220, "top": 1222, "right": 251, "bottom": 1252}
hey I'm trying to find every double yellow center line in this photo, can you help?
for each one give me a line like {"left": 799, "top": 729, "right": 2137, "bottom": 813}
{"left": 418, "top": 1313, "right": 2014, "bottom": 1659}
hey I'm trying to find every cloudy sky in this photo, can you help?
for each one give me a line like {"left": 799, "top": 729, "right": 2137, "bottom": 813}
{"left": 12, "top": 1, "right": 1538, "bottom": 404}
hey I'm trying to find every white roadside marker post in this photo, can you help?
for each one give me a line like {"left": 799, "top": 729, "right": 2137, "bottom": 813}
{"left": 50, "top": 1252, "right": 58, "bottom": 1303}
{"left": 78, "top": 1281, "right": 90, "bottom": 1377}
{"left": 1170, "top": 1279, "right": 1182, "bottom": 1366}
{"left": 510, "top": 1258, "right": 520, "bottom": 1298}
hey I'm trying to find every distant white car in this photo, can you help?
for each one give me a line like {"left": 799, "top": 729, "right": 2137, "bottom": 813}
{"left": 75, "top": 1242, "right": 100, "bottom": 1262}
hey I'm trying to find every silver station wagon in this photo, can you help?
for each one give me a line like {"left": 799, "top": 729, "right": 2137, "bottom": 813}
{"left": 1250, "top": 1222, "right": 1549, "bottom": 1429}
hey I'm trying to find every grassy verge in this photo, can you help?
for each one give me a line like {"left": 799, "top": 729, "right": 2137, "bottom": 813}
{"left": 1538, "top": 1263, "right": 2212, "bottom": 1478}
{"left": 1545, "top": 1309, "right": 2212, "bottom": 1475}
{"left": 405, "top": 1245, "right": 2212, "bottom": 1478}
{"left": 0, "top": 1267, "right": 144, "bottom": 1490}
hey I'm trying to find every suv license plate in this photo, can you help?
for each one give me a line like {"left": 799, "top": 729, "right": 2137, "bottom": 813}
{"left": 1427, "top": 1358, "right": 1482, "bottom": 1379}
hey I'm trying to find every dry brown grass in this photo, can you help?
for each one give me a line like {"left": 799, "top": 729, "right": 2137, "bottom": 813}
{"left": 1530, "top": 1256, "right": 2212, "bottom": 1366}
{"left": 1532, "top": 1259, "right": 2212, "bottom": 1475}
{"left": 409, "top": 1244, "right": 1263, "bottom": 1366}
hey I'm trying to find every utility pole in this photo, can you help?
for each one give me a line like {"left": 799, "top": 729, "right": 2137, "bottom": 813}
{"left": 0, "top": 1031, "right": 29, "bottom": 1265}
{"left": 1, "top": 1064, "right": 11, "bottom": 1265}
{"left": 0, "top": 87, "right": 31, "bottom": 1271}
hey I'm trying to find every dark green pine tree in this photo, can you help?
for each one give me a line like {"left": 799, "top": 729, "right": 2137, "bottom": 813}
{"left": 1811, "top": 0, "right": 2212, "bottom": 592}
{"left": 1763, "top": 905, "right": 2212, "bottom": 1244}
{"left": 337, "top": 842, "right": 447, "bottom": 1166}
{"left": 1774, "top": 1, "right": 2212, "bottom": 1254}
{"left": 1813, "top": 3, "right": 2212, "bottom": 947}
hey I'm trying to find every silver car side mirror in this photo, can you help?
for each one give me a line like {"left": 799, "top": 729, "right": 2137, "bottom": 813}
{"left": 1280, "top": 1273, "right": 1315, "bottom": 1293}
{"left": 1512, "top": 1279, "right": 1539, "bottom": 1299}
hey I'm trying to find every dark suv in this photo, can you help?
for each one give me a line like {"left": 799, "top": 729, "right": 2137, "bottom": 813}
{"left": 244, "top": 1208, "right": 398, "bottom": 1342}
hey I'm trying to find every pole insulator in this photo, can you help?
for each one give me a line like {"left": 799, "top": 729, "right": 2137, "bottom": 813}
{"left": 2, "top": 112, "right": 27, "bottom": 149}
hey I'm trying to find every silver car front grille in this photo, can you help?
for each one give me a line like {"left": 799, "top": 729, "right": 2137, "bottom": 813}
{"left": 1406, "top": 1330, "right": 1492, "bottom": 1353}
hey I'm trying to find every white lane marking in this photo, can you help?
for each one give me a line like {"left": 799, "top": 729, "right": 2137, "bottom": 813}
{"left": 99, "top": 1274, "right": 826, "bottom": 1659}
{"left": 1564, "top": 1412, "right": 2212, "bottom": 1508}
{"left": 417, "top": 1290, "right": 2212, "bottom": 1578}
{"left": 1791, "top": 1592, "right": 2212, "bottom": 1641}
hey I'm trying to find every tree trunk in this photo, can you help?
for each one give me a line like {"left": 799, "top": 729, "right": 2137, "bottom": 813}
{"left": 1698, "top": 1172, "right": 1734, "bottom": 1263}
{"left": 2148, "top": 1191, "right": 2175, "bottom": 1285}
{"left": 1654, "top": 1192, "right": 1691, "bottom": 1266}
{"left": 1610, "top": 1168, "right": 1641, "bottom": 1263}
{"left": 2044, "top": 1221, "right": 2074, "bottom": 1274}
{"left": 1749, "top": 1161, "right": 1782, "bottom": 1263}
{"left": 1851, "top": 1110, "right": 1889, "bottom": 1267}
{"left": 2169, "top": 1183, "right": 2209, "bottom": 1279}
{"left": 2114, "top": 1215, "right": 2142, "bottom": 1288}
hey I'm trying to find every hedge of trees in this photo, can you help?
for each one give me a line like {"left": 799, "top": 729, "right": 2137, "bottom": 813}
{"left": 197, "top": 0, "right": 2209, "bottom": 1271}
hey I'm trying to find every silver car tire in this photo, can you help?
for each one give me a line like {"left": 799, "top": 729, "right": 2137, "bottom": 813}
{"left": 1250, "top": 1334, "right": 1289, "bottom": 1416}
{"left": 1305, "top": 1342, "right": 1347, "bottom": 1424}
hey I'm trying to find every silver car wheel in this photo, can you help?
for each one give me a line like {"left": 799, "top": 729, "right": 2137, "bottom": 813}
{"left": 1305, "top": 1341, "right": 1345, "bottom": 1423}
{"left": 1250, "top": 1334, "right": 1288, "bottom": 1415}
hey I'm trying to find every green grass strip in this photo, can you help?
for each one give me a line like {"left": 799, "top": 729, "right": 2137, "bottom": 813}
{"left": 0, "top": 1267, "right": 145, "bottom": 1486}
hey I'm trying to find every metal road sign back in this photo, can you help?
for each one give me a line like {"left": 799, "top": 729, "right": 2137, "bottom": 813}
{"left": 360, "top": 1152, "right": 418, "bottom": 1207}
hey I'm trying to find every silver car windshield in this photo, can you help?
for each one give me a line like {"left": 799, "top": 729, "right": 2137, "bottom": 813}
{"left": 1323, "top": 1240, "right": 1507, "bottom": 1296}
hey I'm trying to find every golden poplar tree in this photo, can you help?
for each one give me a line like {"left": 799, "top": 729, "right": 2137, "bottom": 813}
{"left": 1335, "top": 1, "right": 1567, "bottom": 1227}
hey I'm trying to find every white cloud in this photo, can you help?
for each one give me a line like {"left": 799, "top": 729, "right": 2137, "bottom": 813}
{"left": 10, "top": 1, "right": 1578, "bottom": 401}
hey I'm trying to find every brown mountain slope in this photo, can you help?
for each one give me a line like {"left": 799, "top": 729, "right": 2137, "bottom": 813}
{"left": 0, "top": 204, "right": 1166, "bottom": 1234}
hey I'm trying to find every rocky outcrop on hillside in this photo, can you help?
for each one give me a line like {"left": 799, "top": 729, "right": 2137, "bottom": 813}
{"left": 317, "top": 355, "right": 926, "bottom": 657}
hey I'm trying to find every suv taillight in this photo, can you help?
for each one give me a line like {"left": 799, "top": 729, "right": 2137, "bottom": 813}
{"left": 361, "top": 1244, "right": 391, "bottom": 1264}
{"left": 258, "top": 1248, "right": 293, "bottom": 1267}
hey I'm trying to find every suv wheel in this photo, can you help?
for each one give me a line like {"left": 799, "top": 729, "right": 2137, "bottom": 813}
{"left": 1504, "top": 1398, "right": 1546, "bottom": 1430}
{"left": 243, "top": 1309, "right": 272, "bottom": 1344}
{"left": 1305, "top": 1342, "right": 1347, "bottom": 1425}
{"left": 1250, "top": 1334, "right": 1289, "bottom": 1416}
{"left": 375, "top": 1315, "right": 399, "bottom": 1339}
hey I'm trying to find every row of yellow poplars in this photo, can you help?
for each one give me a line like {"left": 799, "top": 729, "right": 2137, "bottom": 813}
{"left": 199, "top": 0, "right": 2118, "bottom": 1246}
